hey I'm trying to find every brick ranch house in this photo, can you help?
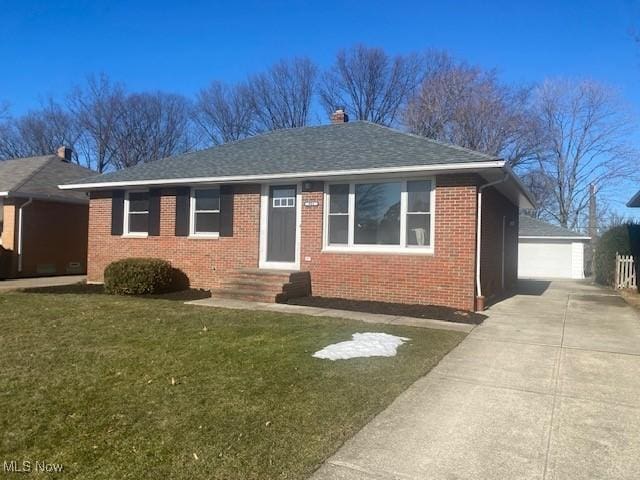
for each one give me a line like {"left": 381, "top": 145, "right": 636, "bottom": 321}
{"left": 1, "top": 147, "right": 92, "bottom": 278}
{"left": 60, "top": 115, "right": 534, "bottom": 311}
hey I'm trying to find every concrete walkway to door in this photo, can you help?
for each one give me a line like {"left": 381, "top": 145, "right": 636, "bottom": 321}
{"left": 311, "top": 280, "right": 640, "bottom": 480}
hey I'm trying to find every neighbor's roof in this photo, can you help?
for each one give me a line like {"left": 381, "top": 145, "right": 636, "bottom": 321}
{"left": 0, "top": 155, "right": 94, "bottom": 203}
{"left": 61, "top": 121, "right": 504, "bottom": 188}
{"left": 519, "top": 215, "right": 590, "bottom": 239}
{"left": 628, "top": 190, "right": 640, "bottom": 208}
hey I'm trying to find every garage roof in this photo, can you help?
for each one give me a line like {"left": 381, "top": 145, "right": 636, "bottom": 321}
{"left": 0, "top": 155, "right": 93, "bottom": 203}
{"left": 519, "top": 215, "right": 590, "bottom": 240}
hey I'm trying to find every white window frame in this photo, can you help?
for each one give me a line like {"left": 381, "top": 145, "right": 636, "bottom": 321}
{"left": 124, "top": 190, "right": 149, "bottom": 237}
{"left": 322, "top": 177, "right": 436, "bottom": 254}
{"left": 272, "top": 196, "right": 295, "bottom": 208}
{"left": 190, "top": 187, "right": 221, "bottom": 238}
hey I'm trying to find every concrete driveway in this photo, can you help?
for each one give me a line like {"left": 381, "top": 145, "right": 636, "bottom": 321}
{"left": 0, "top": 275, "right": 86, "bottom": 292}
{"left": 312, "top": 280, "right": 640, "bottom": 480}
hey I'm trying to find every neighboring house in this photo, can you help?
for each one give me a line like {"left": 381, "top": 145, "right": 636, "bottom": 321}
{"left": 60, "top": 113, "right": 534, "bottom": 311}
{"left": 628, "top": 191, "right": 640, "bottom": 208}
{"left": 518, "top": 215, "right": 590, "bottom": 280}
{"left": 0, "top": 148, "right": 92, "bottom": 279}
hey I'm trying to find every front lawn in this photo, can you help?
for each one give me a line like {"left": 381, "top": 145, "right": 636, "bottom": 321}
{"left": 0, "top": 287, "right": 464, "bottom": 479}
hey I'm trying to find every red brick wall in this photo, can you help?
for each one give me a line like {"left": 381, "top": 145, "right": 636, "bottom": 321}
{"left": 87, "top": 186, "right": 260, "bottom": 288}
{"left": 87, "top": 176, "right": 502, "bottom": 311}
{"left": 300, "top": 176, "right": 479, "bottom": 311}
{"left": 480, "top": 187, "right": 519, "bottom": 302}
{"left": 2, "top": 198, "right": 89, "bottom": 278}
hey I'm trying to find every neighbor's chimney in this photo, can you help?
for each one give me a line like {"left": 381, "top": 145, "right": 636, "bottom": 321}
{"left": 330, "top": 107, "right": 348, "bottom": 124}
{"left": 57, "top": 146, "right": 73, "bottom": 162}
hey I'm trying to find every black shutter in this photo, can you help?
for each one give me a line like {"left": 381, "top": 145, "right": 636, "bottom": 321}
{"left": 111, "top": 190, "right": 125, "bottom": 236}
{"left": 175, "top": 187, "right": 190, "bottom": 236}
{"left": 148, "top": 188, "right": 161, "bottom": 236}
{"left": 219, "top": 184, "right": 234, "bottom": 237}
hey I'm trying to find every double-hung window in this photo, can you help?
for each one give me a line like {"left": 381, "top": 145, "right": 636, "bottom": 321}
{"left": 327, "top": 184, "right": 349, "bottom": 244}
{"left": 325, "top": 179, "right": 434, "bottom": 251}
{"left": 190, "top": 188, "right": 220, "bottom": 236}
{"left": 125, "top": 191, "right": 149, "bottom": 235}
{"left": 406, "top": 180, "right": 432, "bottom": 246}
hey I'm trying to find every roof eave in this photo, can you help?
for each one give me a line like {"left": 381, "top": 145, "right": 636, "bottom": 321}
{"left": 0, "top": 190, "right": 88, "bottom": 205}
{"left": 59, "top": 160, "right": 507, "bottom": 190}
{"left": 519, "top": 235, "right": 591, "bottom": 240}
{"left": 627, "top": 190, "right": 640, "bottom": 207}
{"left": 503, "top": 163, "right": 536, "bottom": 209}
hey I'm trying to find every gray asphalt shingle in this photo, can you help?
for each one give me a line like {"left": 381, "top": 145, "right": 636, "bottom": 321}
{"left": 519, "top": 215, "right": 587, "bottom": 238}
{"left": 0, "top": 155, "right": 94, "bottom": 202}
{"left": 65, "top": 121, "right": 501, "bottom": 186}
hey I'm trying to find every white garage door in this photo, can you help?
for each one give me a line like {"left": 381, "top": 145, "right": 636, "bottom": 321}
{"left": 519, "top": 239, "right": 583, "bottom": 279}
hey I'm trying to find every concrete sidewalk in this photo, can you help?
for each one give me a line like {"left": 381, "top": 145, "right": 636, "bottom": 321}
{"left": 185, "top": 297, "right": 475, "bottom": 333}
{"left": 0, "top": 275, "right": 86, "bottom": 292}
{"left": 312, "top": 280, "right": 640, "bottom": 480}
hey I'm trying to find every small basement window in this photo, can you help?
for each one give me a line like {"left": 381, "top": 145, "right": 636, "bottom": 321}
{"left": 125, "top": 191, "right": 149, "bottom": 235}
{"left": 190, "top": 188, "right": 220, "bottom": 236}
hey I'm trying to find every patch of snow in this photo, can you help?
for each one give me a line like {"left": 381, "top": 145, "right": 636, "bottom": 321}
{"left": 313, "top": 332, "right": 410, "bottom": 361}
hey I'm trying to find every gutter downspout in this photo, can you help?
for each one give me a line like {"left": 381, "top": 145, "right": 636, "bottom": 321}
{"left": 17, "top": 197, "right": 33, "bottom": 273}
{"left": 476, "top": 173, "right": 509, "bottom": 311}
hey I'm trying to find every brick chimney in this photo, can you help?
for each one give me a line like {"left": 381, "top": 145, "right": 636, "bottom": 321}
{"left": 330, "top": 108, "right": 348, "bottom": 124}
{"left": 57, "top": 146, "right": 73, "bottom": 162}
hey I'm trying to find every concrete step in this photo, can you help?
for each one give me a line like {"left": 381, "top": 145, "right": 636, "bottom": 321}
{"left": 214, "top": 269, "right": 311, "bottom": 303}
{"left": 212, "top": 287, "right": 278, "bottom": 303}
{"left": 221, "top": 278, "right": 287, "bottom": 291}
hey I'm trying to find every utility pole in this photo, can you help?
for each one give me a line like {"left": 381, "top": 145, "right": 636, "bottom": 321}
{"left": 587, "top": 183, "right": 597, "bottom": 276}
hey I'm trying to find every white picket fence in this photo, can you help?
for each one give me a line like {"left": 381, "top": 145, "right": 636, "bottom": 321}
{"left": 615, "top": 253, "right": 637, "bottom": 289}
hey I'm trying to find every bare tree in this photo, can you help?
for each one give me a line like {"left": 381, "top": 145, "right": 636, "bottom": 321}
{"left": 519, "top": 169, "right": 556, "bottom": 219}
{"left": 193, "top": 81, "right": 256, "bottom": 146}
{"left": 249, "top": 57, "right": 317, "bottom": 130}
{"left": 319, "top": 44, "right": 422, "bottom": 125}
{"left": 0, "top": 100, "right": 80, "bottom": 161}
{"left": 601, "top": 209, "right": 637, "bottom": 230}
{"left": 68, "top": 74, "right": 125, "bottom": 172}
{"left": 404, "top": 51, "right": 535, "bottom": 166}
{"left": 110, "top": 92, "right": 193, "bottom": 168}
{"left": 527, "top": 79, "right": 639, "bottom": 229}
{"left": 0, "top": 101, "right": 9, "bottom": 120}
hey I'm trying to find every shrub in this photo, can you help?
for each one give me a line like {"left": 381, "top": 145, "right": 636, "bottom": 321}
{"left": 104, "top": 258, "right": 174, "bottom": 295}
{"left": 594, "top": 223, "right": 640, "bottom": 286}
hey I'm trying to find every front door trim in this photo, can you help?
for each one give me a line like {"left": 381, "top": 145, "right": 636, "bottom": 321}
{"left": 259, "top": 182, "right": 301, "bottom": 270}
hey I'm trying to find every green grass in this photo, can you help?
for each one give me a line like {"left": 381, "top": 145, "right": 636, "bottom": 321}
{"left": 0, "top": 287, "right": 465, "bottom": 479}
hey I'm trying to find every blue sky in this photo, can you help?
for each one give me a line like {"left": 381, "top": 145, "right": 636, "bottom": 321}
{"left": 2, "top": 0, "right": 639, "bottom": 218}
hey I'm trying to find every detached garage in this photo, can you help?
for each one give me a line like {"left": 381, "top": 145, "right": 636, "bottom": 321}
{"left": 518, "top": 215, "right": 590, "bottom": 279}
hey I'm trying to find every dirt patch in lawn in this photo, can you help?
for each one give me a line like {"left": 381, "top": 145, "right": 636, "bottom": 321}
{"left": 287, "top": 296, "right": 487, "bottom": 324}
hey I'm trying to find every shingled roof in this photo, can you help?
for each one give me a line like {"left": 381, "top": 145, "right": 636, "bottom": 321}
{"left": 519, "top": 215, "right": 590, "bottom": 238}
{"left": 62, "top": 121, "right": 503, "bottom": 188}
{"left": 0, "top": 155, "right": 93, "bottom": 203}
